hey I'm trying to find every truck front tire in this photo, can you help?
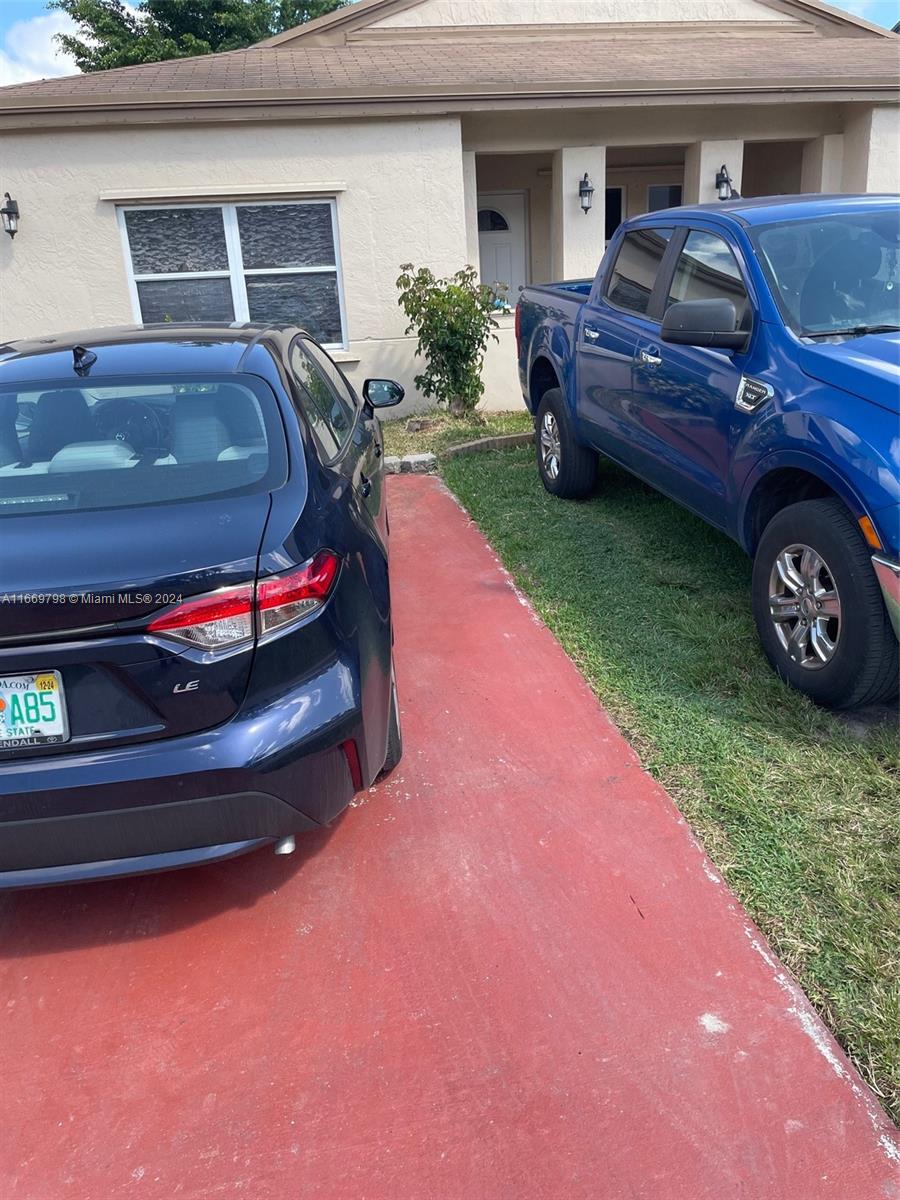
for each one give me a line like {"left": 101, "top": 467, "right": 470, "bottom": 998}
{"left": 536, "top": 389, "right": 597, "bottom": 499}
{"left": 751, "top": 498, "right": 899, "bottom": 709}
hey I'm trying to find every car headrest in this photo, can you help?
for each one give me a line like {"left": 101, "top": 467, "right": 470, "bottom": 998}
{"left": 48, "top": 441, "right": 137, "bottom": 473}
{"left": 29, "top": 389, "right": 95, "bottom": 462}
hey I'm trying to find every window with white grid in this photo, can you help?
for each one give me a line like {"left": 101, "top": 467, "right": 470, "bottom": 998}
{"left": 118, "top": 200, "right": 348, "bottom": 348}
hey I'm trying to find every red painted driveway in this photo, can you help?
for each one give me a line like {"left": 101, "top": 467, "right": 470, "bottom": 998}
{"left": 1, "top": 475, "right": 897, "bottom": 1199}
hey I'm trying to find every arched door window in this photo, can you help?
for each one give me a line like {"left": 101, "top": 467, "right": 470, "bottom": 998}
{"left": 478, "top": 209, "right": 510, "bottom": 233}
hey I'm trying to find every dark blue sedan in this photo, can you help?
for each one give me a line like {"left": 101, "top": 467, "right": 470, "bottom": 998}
{"left": 0, "top": 324, "right": 405, "bottom": 887}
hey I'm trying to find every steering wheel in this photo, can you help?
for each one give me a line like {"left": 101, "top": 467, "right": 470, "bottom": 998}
{"left": 94, "top": 399, "right": 165, "bottom": 455}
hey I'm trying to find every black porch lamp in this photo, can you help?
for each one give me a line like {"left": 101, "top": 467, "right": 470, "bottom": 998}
{"left": 1, "top": 193, "right": 20, "bottom": 238}
{"left": 579, "top": 173, "right": 595, "bottom": 214}
{"left": 715, "top": 165, "right": 740, "bottom": 201}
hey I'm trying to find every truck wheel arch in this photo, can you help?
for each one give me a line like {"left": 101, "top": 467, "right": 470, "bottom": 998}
{"left": 741, "top": 457, "right": 870, "bottom": 555}
{"left": 528, "top": 357, "right": 562, "bottom": 414}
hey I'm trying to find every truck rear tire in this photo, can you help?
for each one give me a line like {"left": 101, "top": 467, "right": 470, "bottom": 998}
{"left": 536, "top": 389, "right": 596, "bottom": 499}
{"left": 751, "top": 498, "right": 899, "bottom": 709}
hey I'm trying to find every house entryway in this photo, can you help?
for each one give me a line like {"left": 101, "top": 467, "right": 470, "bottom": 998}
{"left": 477, "top": 189, "right": 528, "bottom": 303}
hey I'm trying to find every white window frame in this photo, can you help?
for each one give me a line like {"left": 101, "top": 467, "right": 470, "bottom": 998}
{"left": 116, "top": 198, "right": 349, "bottom": 350}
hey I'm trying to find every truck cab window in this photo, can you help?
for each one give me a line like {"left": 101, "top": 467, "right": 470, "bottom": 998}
{"left": 668, "top": 231, "right": 750, "bottom": 329}
{"left": 606, "top": 228, "right": 673, "bottom": 316}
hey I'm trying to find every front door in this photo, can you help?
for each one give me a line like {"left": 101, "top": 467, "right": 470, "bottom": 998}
{"left": 478, "top": 191, "right": 528, "bottom": 305}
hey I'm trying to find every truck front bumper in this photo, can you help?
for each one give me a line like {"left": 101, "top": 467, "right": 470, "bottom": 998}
{"left": 872, "top": 555, "right": 900, "bottom": 640}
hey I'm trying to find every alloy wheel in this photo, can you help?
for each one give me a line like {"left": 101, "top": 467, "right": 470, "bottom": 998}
{"left": 540, "top": 411, "right": 561, "bottom": 480}
{"left": 768, "top": 543, "right": 842, "bottom": 670}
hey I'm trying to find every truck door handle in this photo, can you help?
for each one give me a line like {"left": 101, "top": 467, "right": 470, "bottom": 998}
{"left": 583, "top": 327, "right": 600, "bottom": 342}
{"left": 639, "top": 349, "right": 662, "bottom": 366}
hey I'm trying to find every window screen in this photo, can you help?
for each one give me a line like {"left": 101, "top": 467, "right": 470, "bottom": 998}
{"left": 122, "top": 202, "right": 346, "bottom": 346}
{"left": 648, "top": 185, "right": 683, "bottom": 212}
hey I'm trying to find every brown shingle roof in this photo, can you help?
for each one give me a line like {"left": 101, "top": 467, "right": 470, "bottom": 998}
{"left": 0, "top": 36, "right": 897, "bottom": 109}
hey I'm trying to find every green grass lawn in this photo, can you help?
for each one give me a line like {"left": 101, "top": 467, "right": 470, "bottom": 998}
{"left": 437, "top": 444, "right": 899, "bottom": 1120}
{"left": 381, "top": 410, "right": 533, "bottom": 458}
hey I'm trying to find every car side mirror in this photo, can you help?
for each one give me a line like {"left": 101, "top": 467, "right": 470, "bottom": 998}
{"left": 661, "top": 299, "right": 748, "bottom": 351}
{"left": 363, "top": 379, "right": 405, "bottom": 409}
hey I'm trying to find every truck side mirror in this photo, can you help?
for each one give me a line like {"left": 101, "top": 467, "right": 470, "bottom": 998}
{"left": 661, "top": 299, "right": 748, "bottom": 351}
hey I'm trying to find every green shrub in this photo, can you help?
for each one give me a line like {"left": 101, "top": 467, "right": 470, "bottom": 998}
{"left": 396, "top": 264, "right": 503, "bottom": 417}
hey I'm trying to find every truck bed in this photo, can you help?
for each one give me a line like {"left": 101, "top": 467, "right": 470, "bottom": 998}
{"left": 516, "top": 279, "right": 593, "bottom": 409}
{"left": 522, "top": 280, "right": 593, "bottom": 302}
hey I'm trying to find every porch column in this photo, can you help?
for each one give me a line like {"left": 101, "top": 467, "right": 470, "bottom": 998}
{"left": 551, "top": 145, "right": 606, "bottom": 280}
{"left": 462, "top": 150, "right": 480, "bottom": 273}
{"left": 801, "top": 135, "right": 844, "bottom": 194}
{"left": 841, "top": 106, "right": 900, "bottom": 193}
{"left": 684, "top": 139, "right": 744, "bottom": 204}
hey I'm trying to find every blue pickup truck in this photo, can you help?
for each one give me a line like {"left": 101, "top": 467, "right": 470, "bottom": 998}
{"left": 516, "top": 194, "right": 899, "bottom": 709}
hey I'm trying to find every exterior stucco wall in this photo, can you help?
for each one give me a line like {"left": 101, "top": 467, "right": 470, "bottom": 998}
{"left": 841, "top": 105, "right": 900, "bottom": 193}
{"left": 0, "top": 116, "right": 468, "bottom": 414}
{"left": 371, "top": 0, "right": 799, "bottom": 26}
{"left": 461, "top": 103, "right": 847, "bottom": 156}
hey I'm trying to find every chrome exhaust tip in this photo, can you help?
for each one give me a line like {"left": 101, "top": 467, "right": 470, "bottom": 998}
{"left": 274, "top": 835, "right": 296, "bottom": 856}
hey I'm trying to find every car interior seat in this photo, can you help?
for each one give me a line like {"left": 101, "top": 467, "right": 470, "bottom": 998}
{"left": 27, "top": 390, "right": 96, "bottom": 462}
{"left": 799, "top": 235, "right": 883, "bottom": 331}
{"left": 172, "top": 387, "right": 266, "bottom": 464}
{"left": 0, "top": 394, "right": 21, "bottom": 467}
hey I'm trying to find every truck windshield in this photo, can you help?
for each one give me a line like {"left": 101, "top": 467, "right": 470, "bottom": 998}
{"left": 753, "top": 210, "right": 900, "bottom": 338}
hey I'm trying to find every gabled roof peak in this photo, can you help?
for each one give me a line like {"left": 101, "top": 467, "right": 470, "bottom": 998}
{"left": 258, "top": 0, "right": 896, "bottom": 47}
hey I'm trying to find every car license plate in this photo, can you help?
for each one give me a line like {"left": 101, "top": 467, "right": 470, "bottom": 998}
{"left": 0, "top": 671, "right": 69, "bottom": 749}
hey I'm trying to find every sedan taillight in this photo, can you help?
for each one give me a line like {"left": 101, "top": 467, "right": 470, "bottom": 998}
{"left": 256, "top": 550, "right": 341, "bottom": 639}
{"left": 146, "top": 550, "right": 341, "bottom": 651}
{"left": 147, "top": 584, "right": 254, "bottom": 650}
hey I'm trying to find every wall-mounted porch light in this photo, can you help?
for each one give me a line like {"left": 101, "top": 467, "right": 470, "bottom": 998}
{"left": 1, "top": 193, "right": 19, "bottom": 238}
{"left": 579, "top": 173, "right": 595, "bottom": 214}
{"left": 715, "top": 165, "right": 740, "bottom": 202}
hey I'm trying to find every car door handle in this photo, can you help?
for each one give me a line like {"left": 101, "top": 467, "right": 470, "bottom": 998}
{"left": 373, "top": 440, "right": 382, "bottom": 458}
{"left": 583, "top": 327, "right": 601, "bottom": 342}
{"left": 639, "top": 349, "right": 662, "bottom": 366}
{"left": 359, "top": 473, "right": 372, "bottom": 499}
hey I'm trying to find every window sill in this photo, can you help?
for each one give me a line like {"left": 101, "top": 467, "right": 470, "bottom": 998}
{"left": 330, "top": 352, "right": 360, "bottom": 365}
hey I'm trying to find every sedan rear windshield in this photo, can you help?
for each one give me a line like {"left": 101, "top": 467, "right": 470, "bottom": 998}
{"left": 0, "top": 375, "right": 287, "bottom": 517}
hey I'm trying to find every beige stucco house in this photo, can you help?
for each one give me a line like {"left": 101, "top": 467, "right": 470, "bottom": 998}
{"left": 0, "top": 0, "right": 897, "bottom": 410}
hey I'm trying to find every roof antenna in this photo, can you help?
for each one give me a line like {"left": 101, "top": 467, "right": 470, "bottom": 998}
{"left": 72, "top": 345, "right": 97, "bottom": 377}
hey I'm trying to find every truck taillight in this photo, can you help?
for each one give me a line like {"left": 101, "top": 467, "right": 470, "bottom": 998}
{"left": 515, "top": 302, "right": 522, "bottom": 343}
{"left": 147, "top": 550, "right": 341, "bottom": 651}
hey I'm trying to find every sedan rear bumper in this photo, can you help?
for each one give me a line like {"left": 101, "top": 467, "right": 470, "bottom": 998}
{"left": 0, "top": 792, "right": 318, "bottom": 884}
{"left": 0, "top": 657, "right": 361, "bottom": 885}
{"left": 0, "top": 835, "right": 275, "bottom": 890}
{"left": 872, "top": 555, "right": 900, "bottom": 640}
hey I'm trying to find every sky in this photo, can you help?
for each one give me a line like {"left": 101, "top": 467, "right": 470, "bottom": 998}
{"left": 0, "top": 0, "right": 897, "bottom": 86}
